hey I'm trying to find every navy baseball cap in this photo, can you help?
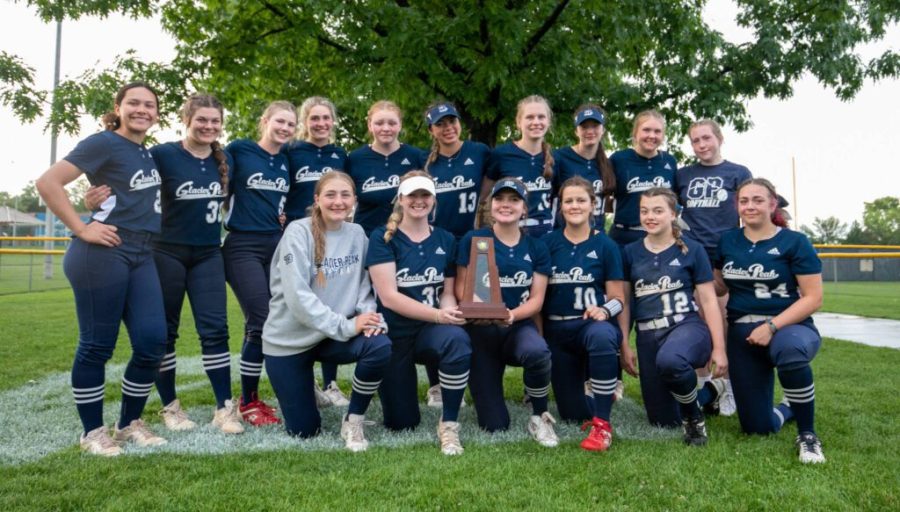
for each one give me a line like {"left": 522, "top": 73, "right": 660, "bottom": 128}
{"left": 490, "top": 179, "right": 527, "bottom": 200}
{"left": 575, "top": 108, "right": 605, "bottom": 126}
{"left": 425, "top": 103, "right": 459, "bottom": 126}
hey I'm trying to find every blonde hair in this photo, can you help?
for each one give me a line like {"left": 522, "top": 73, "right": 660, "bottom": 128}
{"left": 310, "top": 171, "right": 356, "bottom": 286}
{"left": 689, "top": 119, "right": 724, "bottom": 143}
{"left": 383, "top": 170, "right": 433, "bottom": 243}
{"left": 366, "top": 100, "right": 403, "bottom": 142}
{"left": 516, "top": 95, "right": 555, "bottom": 181}
{"left": 257, "top": 100, "right": 297, "bottom": 140}
{"left": 181, "top": 93, "right": 229, "bottom": 196}
{"left": 631, "top": 110, "right": 667, "bottom": 147}
{"left": 641, "top": 187, "right": 687, "bottom": 254}
{"left": 297, "top": 96, "right": 337, "bottom": 142}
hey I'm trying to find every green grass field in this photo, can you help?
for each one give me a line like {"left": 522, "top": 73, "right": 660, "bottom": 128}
{"left": 822, "top": 282, "right": 900, "bottom": 320}
{"left": 1, "top": 287, "right": 898, "bottom": 510}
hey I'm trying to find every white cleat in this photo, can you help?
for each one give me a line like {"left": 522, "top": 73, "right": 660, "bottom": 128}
{"left": 438, "top": 420, "right": 464, "bottom": 456}
{"left": 80, "top": 426, "right": 122, "bottom": 457}
{"left": 212, "top": 399, "right": 245, "bottom": 434}
{"left": 160, "top": 399, "right": 197, "bottom": 431}
{"left": 341, "top": 414, "right": 370, "bottom": 452}
{"left": 527, "top": 412, "right": 559, "bottom": 448}
{"left": 114, "top": 419, "right": 167, "bottom": 447}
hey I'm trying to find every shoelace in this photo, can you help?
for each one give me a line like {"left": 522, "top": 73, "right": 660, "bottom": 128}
{"left": 799, "top": 435, "right": 821, "bottom": 453}
{"left": 90, "top": 427, "right": 118, "bottom": 449}
{"left": 439, "top": 424, "right": 461, "bottom": 447}
{"left": 536, "top": 413, "right": 558, "bottom": 441}
{"left": 128, "top": 419, "right": 156, "bottom": 439}
{"left": 165, "top": 407, "right": 190, "bottom": 422}
{"left": 347, "top": 420, "right": 374, "bottom": 442}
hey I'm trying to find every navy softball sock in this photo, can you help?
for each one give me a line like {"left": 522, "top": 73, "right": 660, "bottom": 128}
{"left": 321, "top": 362, "right": 338, "bottom": 386}
{"left": 589, "top": 353, "right": 620, "bottom": 421}
{"left": 670, "top": 372, "right": 703, "bottom": 420}
{"left": 438, "top": 364, "right": 470, "bottom": 422}
{"left": 426, "top": 363, "right": 441, "bottom": 388}
{"left": 347, "top": 343, "right": 391, "bottom": 416}
{"left": 71, "top": 361, "right": 106, "bottom": 433}
{"left": 525, "top": 371, "right": 552, "bottom": 416}
{"left": 779, "top": 365, "right": 815, "bottom": 434}
{"left": 155, "top": 347, "right": 177, "bottom": 406}
{"left": 239, "top": 339, "right": 264, "bottom": 403}
{"left": 696, "top": 380, "right": 720, "bottom": 408}
{"left": 202, "top": 344, "right": 233, "bottom": 408}
{"left": 119, "top": 360, "right": 157, "bottom": 427}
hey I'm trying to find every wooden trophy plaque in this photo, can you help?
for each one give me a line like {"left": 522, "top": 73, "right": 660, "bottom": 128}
{"left": 459, "top": 237, "right": 509, "bottom": 320}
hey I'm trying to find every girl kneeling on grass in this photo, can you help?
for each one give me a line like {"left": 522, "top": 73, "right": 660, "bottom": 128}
{"left": 622, "top": 188, "right": 727, "bottom": 446}
{"left": 542, "top": 177, "right": 634, "bottom": 451}
{"left": 262, "top": 171, "right": 391, "bottom": 452}
{"left": 36, "top": 82, "right": 168, "bottom": 456}
{"left": 714, "top": 178, "right": 826, "bottom": 464}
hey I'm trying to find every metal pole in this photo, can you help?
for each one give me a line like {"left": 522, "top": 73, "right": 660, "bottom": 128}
{"left": 44, "top": 19, "right": 62, "bottom": 279}
{"left": 791, "top": 157, "right": 799, "bottom": 228}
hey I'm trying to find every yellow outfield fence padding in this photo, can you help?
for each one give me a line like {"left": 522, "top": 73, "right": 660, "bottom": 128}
{"left": 0, "top": 249, "right": 66, "bottom": 255}
{"left": 817, "top": 253, "right": 900, "bottom": 259}
{"left": 0, "top": 237, "right": 69, "bottom": 242}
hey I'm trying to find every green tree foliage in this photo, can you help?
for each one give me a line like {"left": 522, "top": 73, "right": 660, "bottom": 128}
{"left": 861, "top": 196, "right": 900, "bottom": 245}
{"left": 4, "top": 0, "right": 900, "bottom": 150}
{"left": 800, "top": 216, "right": 849, "bottom": 244}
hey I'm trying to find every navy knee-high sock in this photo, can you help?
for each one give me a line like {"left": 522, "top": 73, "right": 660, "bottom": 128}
{"left": 524, "top": 373, "right": 551, "bottom": 416}
{"left": 426, "top": 362, "right": 441, "bottom": 388}
{"left": 669, "top": 372, "right": 702, "bottom": 420}
{"left": 589, "top": 353, "right": 620, "bottom": 421}
{"left": 119, "top": 358, "right": 157, "bottom": 427}
{"left": 779, "top": 365, "right": 816, "bottom": 434}
{"left": 239, "top": 339, "right": 264, "bottom": 403}
{"left": 72, "top": 360, "right": 106, "bottom": 433}
{"left": 347, "top": 343, "right": 390, "bottom": 416}
{"left": 155, "top": 346, "right": 177, "bottom": 406}
{"left": 321, "top": 362, "right": 338, "bottom": 386}
{"left": 438, "top": 362, "right": 469, "bottom": 422}
{"left": 697, "top": 380, "right": 720, "bottom": 408}
{"left": 202, "top": 344, "right": 233, "bottom": 408}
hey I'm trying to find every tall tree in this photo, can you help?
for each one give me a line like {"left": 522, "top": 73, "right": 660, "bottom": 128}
{"left": 800, "top": 216, "right": 849, "bottom": 244}
{"left": 861, "top": 196, "right": 900, "bottom": 245}
{"left": 5, "top": 0, "right": 900, "bottom": 150}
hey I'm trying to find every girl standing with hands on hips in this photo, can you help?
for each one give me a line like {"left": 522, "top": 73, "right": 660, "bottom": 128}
{"left": 36, "top": 82, "right": 168, "bottom": 455}
{"left": 263, "top": 171, "right": 391, "bottom": 452}
{"left": 622, "top": 188, "right": 727, "bottom": 446}
{"left": 456, "top": 179, "right": 557, "bottom": 447}
{"left": 609, "top": 110, "right": 676, "bottom": 246}
{"left": 367, "top": 171, "right": 472, "bottom": 455}
{"left": 542, "top": 177, "right": 634, "bottom": 451}
{"left": 223, "top": 101, "right": 297, "bottom": 426}
{"left": 714, "top": 178, "right": 826, "bottom": 464}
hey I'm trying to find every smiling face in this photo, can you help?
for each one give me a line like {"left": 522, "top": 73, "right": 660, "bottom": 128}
{"left": 516, "top": 101, "right": 550, "bottom": 142}
{"left": 429, "top": 116, "right": 461, "bottom": 147}
{"left": 398, "top": 189, "right": 435, "bottom": 221}
{"left": 491, "top": 190, "right": 526, "bottom": 225}
{"left": 305, "top": 104, "right": 334, "bottom": 145}
{"left": 368, "top": 108, "right": 402, "bottom": 146}
{"left": 261, "top": 108, "right": 298, "bottom": 146}
{"left": 560, "top": 184, "right": 595, "bottom": 228}
{"left": 114, "top": 87, "right": 159, "bottom": 137}
{"left": 737, "top": 183, "right": 776, "bottom": 229}
{"left": 690, "top": 124, "right": 723, "bottom": 165}
{"left": 185, "top": 107, "right": 222, "bottom": 147}
{"left": 315, "top": 177, "right": 356, "bottom": 226}
{"left": 639, "top": 194, "right": 676, "bottom": 236}
{"left": 633, "top": 117, "right": 665, "bottom": 156}
{"left": 576, "top": 119, "right": 604, "bottom": 148}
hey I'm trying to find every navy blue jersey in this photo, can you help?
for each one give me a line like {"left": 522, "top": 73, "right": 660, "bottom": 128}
{"left": 223, "top": 139, "right": 289, "bottom": 233}
{"left": 486, "top": 142, "right": 555, "bottom": 225}
{"left": 623, "top": 237, "right": 712, "bottom": 321}
{"left": 457, "top": 227, "right": 551, "bottom": 309}
{"left": 366, "top": 226, "right": 457, "bottom": 338}
{"left": 553, "top": 146, "right": 607, "bottom": 227}
{"left": 609, "top": 148, "right": 676, "bottom": 227}
{"left": 150, "top": 141, "right": 232, "bottom": 246}
{"left": 427, "top": 141, "right": 490, "bottom": 238}
{"left": 64, "top": 131, "right": 161, "bottom": 233}
{"left": 675, "top": 160, "right": 752, "bottom": 249}
{"left": 542, "top": 229, "right": 624, "bottom": 317}
{"left": 284, "top": 141, "right": 348, "bottom": 221}
{"left": 346, "top": 144, "right": 426, "bottom": 235}
{"left": 716, "top": 228, "right": 821, "bottom": 318}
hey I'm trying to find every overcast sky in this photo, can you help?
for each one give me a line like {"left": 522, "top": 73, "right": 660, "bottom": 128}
{"left": 1, "top": 0, "right": 898, "bottom": 227}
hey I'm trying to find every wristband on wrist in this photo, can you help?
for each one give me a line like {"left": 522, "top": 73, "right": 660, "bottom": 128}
{"left": 766, "top": 319, "right": 779, "bottom": 334}
{"left": 601, "top": 298, "right": 623, "bottom": 318}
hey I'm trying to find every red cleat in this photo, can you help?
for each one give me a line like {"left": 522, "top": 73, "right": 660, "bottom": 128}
{"left": 580, "top": 417, "right": 613, "bottom": 452}
{"left": 239, "top": 392, "right": 282, "bottom": 426}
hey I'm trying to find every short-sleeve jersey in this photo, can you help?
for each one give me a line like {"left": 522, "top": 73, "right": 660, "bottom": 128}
{"left": 346, "top": 144, "right": 426, "bottom": 235}
{"left": 457, "top": 227, "right": 551, "bottom": 309}
{"left": 64, "top": 131, "right": 161, "bottom": 233}
{"left": 675, "top": 160, "right": 752, "bottom": 249}
{"left": 223, "top": 139, "right": 289, "bottom": 233}
{"left": 284, "top": 141, "right": 348, "bottom": 221}
{"left": 366, "top": 226, "right": 457, "bottom": 339}
{"left": 609, "top": 148, "right": 676, "bottom": 227}
{"left": 486, "top": 142, "right": 555, "bottom": 225}
{"left": 623, "top": 237, "right": 712, "bottom": 321}
{"left": 716, "top": 228, "right": 822, "bottom": 318}
{"left": 150, "top": 141, "right": 232, "bottom": 246}
{"left": 553, "top": 146, "right": 607, "bottom": 227}
{"left": 542, "top": 229, "right": 623, "bottom": 318}
{"left": 427, "top": 141, "right": 490, "bottom": 238}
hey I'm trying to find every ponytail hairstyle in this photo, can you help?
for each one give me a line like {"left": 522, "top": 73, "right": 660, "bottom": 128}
{"left": 297, "top": 96, "right": 337, "bottom": 143}
{"left": 689, "top": 118, "right": 724, "bottom": 144}
{"left": 631, "top": 109, "right": 667, "bottom": 151}
{"left": 642, "top": 187, "right": 688, "bottom": 254}
{"left": 574, "top": 103, "right": 615, "bottom": 199}
{"left": 366, "top": 100, "right": 403, "bottom": 143}
{"left": 181, "top": 93, "right": 229, "bottom": 196}
{"left": 736, "top": 177, "right": 790, "bottom": 229}
{"left": 384, "top": 170, "right": 434, "bottom": 243}
{"left": 309, "top": 171, "right": 356, "bottom": 287}
{"left": 516, "top": 95, "right": 555, "bottom": 181}
{"left": 559, "top": 176, "right": 598, "bottom": 226}
{"left": 423, "top": 101, "right": 461, "bottom": 174}
{"left": 257, "top": 100, "right": 298, "bottom": 140}
{"left": 101, "top": 81, "right": 160, "bottom": 132}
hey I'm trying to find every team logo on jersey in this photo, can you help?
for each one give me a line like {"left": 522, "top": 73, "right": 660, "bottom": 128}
{"left": 489, "top": 271, "right": 531, "bottom": 288}
{"left": 464, "top": 158, "right": 475, "bottom": 166}
{"left": 520, "top": 176, "right": 552, "bottom": 192}
{"left": 549, "top": 266, "right": 594, "bottom": 284}
{"left": 331, "top": 152, "right": 340, "bottom": 159}
{"left": 401, "top": 158, "right": 411, "bottom": 165}
{"left": 294, "top": 166, "right": 333, "bottom": 183}
{"left": 434, "top": 175, "right": 476, "bottom": 193}
{"left": 281, "top": 164, "right": 287, "bottom": 171}
{"left": 524, "top": 254, "right": 532, "bottom": 262}
{"left": 721, "top": 262, "right": 779, "bottom": 280}
{"left": 586, "top": 250, "right": 598, "bottom": 259}
{"left": 174, "top": 181, "right": 224, "bottom": 199}
{"left": 247, "top": 173, "right": 289, "bottom": 192}
{"left": 664, "top": 163, "right": 672, "bottom": 170}
{"left": 361, "top": 175, "right": 400, "bottom": 193}
{"left": 767, "top": 247, "right": 781, "bottom": 255}
{"left": 283, "top": 253, "right": 293, "bottom": 265}
{"left": 435, "top": 247, "right": 446, "bottom": 255}
{"left": 625, "top": 176, "right": 671, "bottom": 193}
{"left": 633, "top": 276, "right": 684, "bottom": 297}
{"left": 128, "top": 169, "right": 161, "bottom": 191}
{"left": 686, "top": 177, "right": 728, "bottom": 207}
{"left": 396, "top": 267, "right": 444, "bottom": 288}
{"left": 320, "top": 253, "right": 361, "bottom": 278}
{"left": 669, "top": 258, "right": 681, "bottom": 266}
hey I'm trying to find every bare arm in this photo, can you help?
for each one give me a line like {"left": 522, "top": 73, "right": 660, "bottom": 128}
{"left": 619, "top": 282, "right": 637, "bottom": 376}
{"left": 713, "top": 269, "right": 728, "bottom": 297}
{"left": 696, "top": 281, "right": 728, "bottom": 377}
{"left": 509, "top": 273, "right": 547, "bottom": 324}
{"left": 369, "top": 261, "right": 465, "bottom": 325}
{"left": 36, "top": 161, "right": 121, "bottom": 247}
{"left": 745, "top": 274, "right": 823, "bottom": 347}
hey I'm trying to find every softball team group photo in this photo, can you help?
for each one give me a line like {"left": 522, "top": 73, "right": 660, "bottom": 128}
{"left": 34, "top": 82, "right": 826, "bottom": 465}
